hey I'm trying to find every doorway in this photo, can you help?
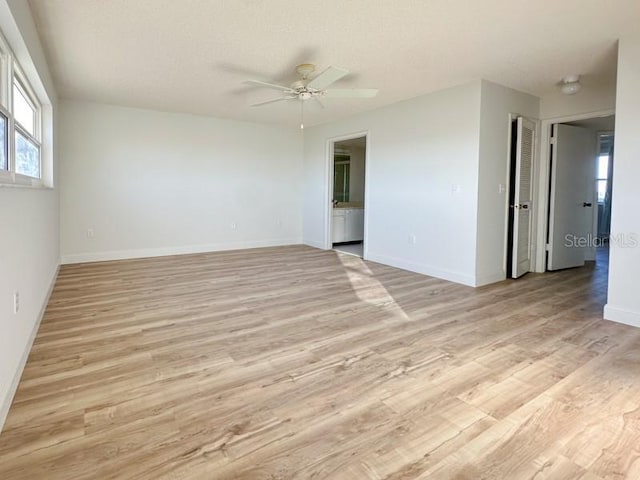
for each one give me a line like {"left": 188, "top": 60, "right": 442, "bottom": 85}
{"left": 328, "top": 135, "right": 367, "bottom": 258}
{"left": 506, "top": 116, "right": 536, "bottom": 279}
{"left": 545, "top": 114, "right": 615, "bottom": 271}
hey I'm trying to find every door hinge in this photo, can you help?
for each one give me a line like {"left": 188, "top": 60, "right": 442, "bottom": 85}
{"left": 545, "top": 243, "right": 551, "bottom": 251}
{"left": 550, "top": 136, "right": 556, "bottom": 145}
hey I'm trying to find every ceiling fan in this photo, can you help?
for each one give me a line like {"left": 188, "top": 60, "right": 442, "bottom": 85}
{"left": 244, "top": 63, "right": 378, "bottom": 114}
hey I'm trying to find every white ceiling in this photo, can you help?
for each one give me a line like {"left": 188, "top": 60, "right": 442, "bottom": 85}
{"left": 565, "top": 114, "right": 615, "bottom": 132}
{"left": 28, "top": 0, "right": 638, "bottom": 128}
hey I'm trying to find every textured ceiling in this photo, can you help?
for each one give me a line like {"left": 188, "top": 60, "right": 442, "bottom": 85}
{"left": 28, "top": 0, "right": 637, "bottom": 128}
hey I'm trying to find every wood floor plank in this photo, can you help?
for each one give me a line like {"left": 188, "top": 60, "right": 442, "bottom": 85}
{"left": 0, "top": 245, "right": 638, "bottom": 479}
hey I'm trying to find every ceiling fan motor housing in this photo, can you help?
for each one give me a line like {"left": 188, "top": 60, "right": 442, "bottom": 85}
{"left": 295, "top": 63, "right": 315, "bottom": 79}
{"left": 290, "top": 80, "right": 305, "bottom": 90}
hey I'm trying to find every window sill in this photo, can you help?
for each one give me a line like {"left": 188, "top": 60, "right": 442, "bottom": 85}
{"left": 0, "top": 172, "right": 50, "bottom": 189}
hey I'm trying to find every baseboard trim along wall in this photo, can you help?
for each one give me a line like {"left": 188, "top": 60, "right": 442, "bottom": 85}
{"left": 0, "top": 263, "right": 60, "bottom": 433}
{"left": 604, "top": 304, "right": 640, "bottom": 328}
{"left": 61, "top": 238, "right": 303, "bottom": 264}
{"left": 474, "top": 271, "right": 507, "bottom": 287}
{"left": 303, "top": 239, "right": 326, "bottom": 250}
{"left": 365, "top": 252, "right": 477, "bottom": 287}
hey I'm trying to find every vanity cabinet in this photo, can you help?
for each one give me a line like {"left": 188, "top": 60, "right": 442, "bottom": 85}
{"left": 332, "top": 208, "right": 364, "bottom": 243}
{"left": 332, "top": 209, "right": 347, "bottom": 243}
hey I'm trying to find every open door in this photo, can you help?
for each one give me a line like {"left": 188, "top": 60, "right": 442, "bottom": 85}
{"left": 547, "top": 124, "right": 596, "bottom": 270}
{"left": 508, "top": 117, "right": 535, "bottom": 278}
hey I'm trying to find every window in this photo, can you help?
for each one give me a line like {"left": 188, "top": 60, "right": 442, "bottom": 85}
{"left": 597, "top": 154, "right": 609, "bottom": 204}
{"left": 15, "top": 129, "right": 40, "bottom": 177}
{"left": 13, "top": 80, "right": 36, "bottom": 136}
{"left": 0, "top": 30, "right": 44, "bottom": 184}
{"left": 12, "top": 76, "right": 40, "bottom": 178}
{"left": 596, "top": 133, "right": 614, "bottom": 205}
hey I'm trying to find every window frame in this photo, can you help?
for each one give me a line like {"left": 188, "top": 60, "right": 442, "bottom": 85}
{"left": 0, "top": 33, "right": 8, "bottom": 109}
{"left": 0, "top": 104, "right": 12, "bottom": 183}
{"left": 13, "top": 71, "right": 40, "bottom": 138}
{"left": 0, "top": 29, "right": 44, "bottom": 187}
{"left": 12, "top": 68, "right": 41, "bottom": 179}
{"left": 0, "top": 105, "right": 9, "bottom": 173}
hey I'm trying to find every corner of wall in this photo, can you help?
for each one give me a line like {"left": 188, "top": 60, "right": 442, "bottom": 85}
{"left": 605, "top": 34, "right": 640, "bottom": 329}
{"left": 604, "top": 304, "right": 640, "bottom": 328}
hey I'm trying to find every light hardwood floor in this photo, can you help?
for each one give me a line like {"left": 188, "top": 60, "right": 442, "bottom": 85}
{"left": 1, "top": 245, "right": 639, "bottom": 479}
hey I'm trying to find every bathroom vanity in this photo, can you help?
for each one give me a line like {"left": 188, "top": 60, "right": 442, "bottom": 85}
{"left": 332, "top": 207, "right": 364, "bottom": 243}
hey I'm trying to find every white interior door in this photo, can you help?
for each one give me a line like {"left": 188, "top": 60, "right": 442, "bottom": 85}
{"left": 511, "top": 117, "right": 536, "bottom": 278}
{"left": 548, "top": 124, "right": 596, "bottom": 271}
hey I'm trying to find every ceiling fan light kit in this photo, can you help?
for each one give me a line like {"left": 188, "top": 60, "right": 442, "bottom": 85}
{"left": 244, "top": 63, "right": 379, "bottom": 127}
{"left": 560, "top": 75, "right": 582, "bottom": 95}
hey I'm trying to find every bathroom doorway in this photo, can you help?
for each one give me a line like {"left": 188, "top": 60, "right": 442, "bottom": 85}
{"left": 545, "top": 115, "right": 615, "bottom": 271}
{"left": 328, "top": 134, "right": 367, "bottom": 258}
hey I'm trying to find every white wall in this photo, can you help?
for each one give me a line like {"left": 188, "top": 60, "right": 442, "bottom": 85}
{"left": 0, "top": 0, "right": 59, "bottom": 430}
{"left": 605, "top": 34, "right": 640, "bottom": 327}
{"left": 304, "top": 81, "right": 482, "bottom": 286}
{"left": 349, "top": 146, "right": 365, "bottom": 203}
{"left": 476, "top": 80, "right": 540, "bottom": 285}
{"left": 539, "top": 83, "right": 616, "bottom": 120}
{"left": 59, "top": 101, "right": 303, "bottom": 263}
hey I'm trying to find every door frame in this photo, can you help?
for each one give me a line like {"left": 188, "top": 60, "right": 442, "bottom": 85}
{"left": 324, "top": 131, "right": 370, "bottom": 257}
{"left": 533, "top": 109, "right": 615, "bottom": 272}
{"left": 504, "top": 113, "right": 518, "bottom": 276}
{"left": 506, "top": 113, "right": 542, "bottom": 278}
{"left": 506, "top": 114, "right": 537, "bottom": 278}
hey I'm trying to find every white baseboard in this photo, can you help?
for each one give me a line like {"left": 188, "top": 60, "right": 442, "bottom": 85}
{"left": 61, "top": 238, "right": 302, "bottom": 264}
{"left": 303, "top": 239, "right": 327, "bottom": 250}
{"left": 365, "top": 252, "right": 476, "bottom": 287}
{"left": 475, "top": 271, "right": 507, "bottom": 287}
{"left": 604, "top": 304, "right": 640, "bottom": 328}
{"left": 0, "top": 262, "right": 60, "bottom": 433}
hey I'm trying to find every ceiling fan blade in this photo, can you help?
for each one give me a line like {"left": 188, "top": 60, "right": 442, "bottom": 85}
{"left": 307, "top": 66, "right": 349, "bottom": 90}
{"left": 244, "top": 79, "right": 294, "bottom": 93}
{"left": 250, "top": 96, "right": 296, "bottom": 107}
{"left": 324, "top": 88, "right": 379, "bottom": 98}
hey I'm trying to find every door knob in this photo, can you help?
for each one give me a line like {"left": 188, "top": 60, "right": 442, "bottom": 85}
{"left": 583, "top": 202, "right": 593, "bottom": 207}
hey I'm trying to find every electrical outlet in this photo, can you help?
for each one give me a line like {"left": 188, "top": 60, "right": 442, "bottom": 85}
{"left": 230, "top": 222, "right": 237, "bottom": 230}
{"left": 13, "top": 292, "right": 19, "bottom": 314}
{"left": 451, "top": 184, "right": 461, "bottom": 194}
{"left": 408, "top": 234, "right": 417, "bottom": 244}
{"left": 276, "top": 220, "right": 283, "bottom": 228}
{"left": 87, "top": 228, "right": 94, "bottom": 238}
{"left": 498, "top": 184, "right": 507, "bottom": 194}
